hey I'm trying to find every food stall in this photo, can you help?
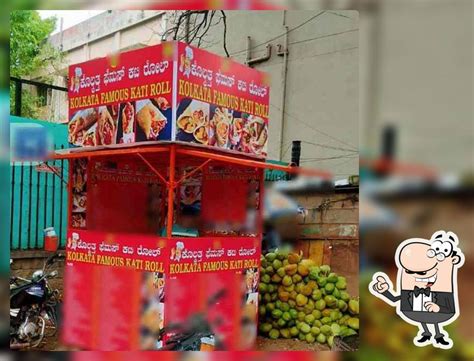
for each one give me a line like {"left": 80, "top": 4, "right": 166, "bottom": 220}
{"left": 53, "top": 41, "right": 329, "bottom": 351}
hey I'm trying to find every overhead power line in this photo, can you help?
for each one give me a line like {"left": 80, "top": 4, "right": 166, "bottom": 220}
{"left": 326, "top": 11, "right": 355, "bottom": 20}
{"left": 229, "top": 10, "right": 356, "bottom": 58}
{"left": 301, "top": 140, "right": 358, "bottom": 153}
{"left": 288, "top": 28, "right": 358, "bottom": 46}
{"left": 269, "top": 103, "right": 358, "bottom": 152}
{"left": 295, "top": 46, "right": 359, "bottom": 62}
{"left": 331, "top": 157, "right": 358, "bottom": 170}
{"left": 300, "top": 154, "right": 358, "bottom": 163}
{"left": 230, "top": 11, "right": 327, "bottom": 56}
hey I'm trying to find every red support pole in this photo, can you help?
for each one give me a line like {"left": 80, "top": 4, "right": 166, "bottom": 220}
{"left": 258, "top": 167, "right": 265, "bottom": 237}
{"left": 166, "top": 145, "right": 176, "bottom": 238}
{"left": 174, "top": 158, "right": 212, "bottom": 186}
{"left": 136, "top": 153, "right": 168, "bottom": 186}
{"left": 67, "top": 160, "right": 73, "bottom": 229}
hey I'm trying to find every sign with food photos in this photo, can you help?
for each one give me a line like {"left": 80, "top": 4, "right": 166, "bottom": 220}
{"left": 68, "top": 41, "right": 270, "bottom": 157}
{"left": 175, "top": 42, "right": 270, "bottom": 156}
{"left": 168, "top": 237, "right": 260, "bottom": 275}
{"left": 68, "top": 43, "right": 174, "bottom": 146}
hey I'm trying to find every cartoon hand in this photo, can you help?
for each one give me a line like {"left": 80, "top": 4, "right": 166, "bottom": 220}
{"left": 372, "top": 274, "right": 390, "bottom": 294}
{"left": 424, "top": 302, "right": 440, "bottom": 312}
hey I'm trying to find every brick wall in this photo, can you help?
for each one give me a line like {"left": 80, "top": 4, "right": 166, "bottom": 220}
{"left": 10, "top": 250, "right": 65, "bottom": 294}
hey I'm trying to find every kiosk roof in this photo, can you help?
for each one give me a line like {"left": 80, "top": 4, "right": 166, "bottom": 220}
{"left": 52, "top": 141, "right": 332, "bottom": 178}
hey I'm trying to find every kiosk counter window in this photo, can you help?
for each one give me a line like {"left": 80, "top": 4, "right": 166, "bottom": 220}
{"left": 69, "top": 154, "right": 262, "bottom": 238}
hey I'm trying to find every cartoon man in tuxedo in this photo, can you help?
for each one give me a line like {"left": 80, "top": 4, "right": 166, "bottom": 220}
{"left": 370, "top": 231, "right": 464, "bottom": 349}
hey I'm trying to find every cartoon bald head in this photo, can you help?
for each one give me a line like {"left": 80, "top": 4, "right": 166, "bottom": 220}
{"left": 396, "top": 231, "right": 463, "bottom": 292}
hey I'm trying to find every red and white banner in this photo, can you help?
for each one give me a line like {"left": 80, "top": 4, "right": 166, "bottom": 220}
{"left": 68, "top": 41, "right": 270, "bottom": 157}
{"left": 65, "top": 230, "right": 168, "bottom": 272}
{"left": 62, "top": 231, "right": 168, "bottom": 350}
{"left": 168, "top": 237, "right": 260, "bottom": 275}
{"left": 62, "top": 230, "right": 261, "bottom": 350}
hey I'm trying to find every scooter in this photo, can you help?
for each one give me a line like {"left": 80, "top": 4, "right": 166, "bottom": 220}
{"left": 10, "top": 253, "right": 63, "bottom": 349}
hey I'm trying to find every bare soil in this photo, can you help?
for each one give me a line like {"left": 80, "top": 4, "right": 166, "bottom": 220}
{"left": 256, "top": 336, "right": 329, "bottom": 351}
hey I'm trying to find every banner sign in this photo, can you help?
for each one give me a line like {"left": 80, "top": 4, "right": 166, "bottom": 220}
{"left": 63, "top": 230, "right": 168, "bottom": 350}
{"left": 175, "top": 42, "right": 270, "bottom": 156}
{"left": 61, "top": 262, "right": 97, "bottom": 349}
{"left": 68, "top": 43, "right": 174, "bottom": 146}
{"left": 65, "top": 231, "right": 260, "bottom": 275}
{"left": 68, "top": 41, "right": 270, "bottom": 157}
{"left": 168, "top": 237, "right": 260, "bottom": 275}
{"left": 63, "top": 230, "right": 261, "bottom": 350}
{"left": 65, "top": 230, "right": 167, "bottom": 272}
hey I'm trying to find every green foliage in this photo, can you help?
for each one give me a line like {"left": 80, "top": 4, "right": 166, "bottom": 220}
{"left": 10, "top": 10, "right": 61, "bottom": 118}
{"left": 10, "top": 83, "right": 46, "bottom": 118}
{"left": 10, "top": 10, "right": 57, "bottom": 77}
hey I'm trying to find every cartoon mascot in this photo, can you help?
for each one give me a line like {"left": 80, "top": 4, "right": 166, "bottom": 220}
{"left": 170, "top": 241, "right": 185, "bottom": 262}
{"left": 370, "top": 230, "right": 465, "bottom": 349}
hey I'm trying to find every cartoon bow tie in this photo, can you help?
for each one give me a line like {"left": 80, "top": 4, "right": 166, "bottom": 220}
{"left": 413, "top": 286, "right": 431, "bottom": 297}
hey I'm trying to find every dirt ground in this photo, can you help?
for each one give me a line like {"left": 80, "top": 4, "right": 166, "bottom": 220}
{"left": 256, "top": 336, "right": 330, "bottom": 351}
{"left": 34, "top": 333, "right": 329, "bottom": 351}
{"left": 36, "top": 328, "right": 329, "bottom": 351}
{"left": 35, "top": 335, "right": 328, "bottom": 351}
{"left": 33, "top": 330, "right": 62, "bottom": 351}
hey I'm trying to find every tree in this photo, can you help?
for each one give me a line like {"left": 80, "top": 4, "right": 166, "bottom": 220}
{"left": 163, "top": 11, "right": 229, "bottom": 57}
{"left": 10, "top": 10, "right": 61, "bottom": 118}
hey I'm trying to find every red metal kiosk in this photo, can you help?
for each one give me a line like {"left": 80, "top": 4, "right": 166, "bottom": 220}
{"left": 54, "top": 42, "right": 329, "bottom": 351}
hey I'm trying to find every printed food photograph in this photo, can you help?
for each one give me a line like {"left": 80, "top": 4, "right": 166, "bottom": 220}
{"left": 230, "top": 114, "right": 246, "bottom": 150}
{"left": 245, "top": 268, "right": 259, "bottom": 293}
{"left": 71, "top": 159, "right": 88, "bottom": 229}
{"left": 210, "top": 106, "right": 233, "bottom": 149}
{"left": 135, "top": 98, "right": 171, "bottom": 142}
{"left": 240, "top": 114, "right": 268, "bottom": 157}
{"left": 97, "top": 105, "right": 118, "bottom": 145}
{"left": 154, "top": 96, "right": 170, "bottom": 111}
{"left": 71, "top": 213, "right": 86, "bottom": 229}
{"left": 72, "top": 159, "right": 87, "bottom": 194}
{"left": 116, "top": 101, "right": 136, "bottom": 144}
{"left": 176, "top": 98, "right": 210, "bottom": 145}
{"left": 68, "top": 107, "right": 99, "bottom": 146}
{"left": 72, "top": 193, "right": 87, "bottom": 212}
{"left": 82, "top": 123, "right": 98, "bottom": 147}
{"left": 69, "top": 105, "right": 119, "bottom": 147}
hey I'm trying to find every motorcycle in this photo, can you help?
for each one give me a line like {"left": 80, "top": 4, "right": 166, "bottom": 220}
{"left": 10, "top": 253, "right": 63, "bottom": 350}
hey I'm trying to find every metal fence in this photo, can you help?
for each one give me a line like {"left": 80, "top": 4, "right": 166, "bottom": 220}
{"left": 10, "top": 77, "right": 69, "bottom": 250}
{"left": 10, "top": 147, "right": 69, "bottom": 250}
